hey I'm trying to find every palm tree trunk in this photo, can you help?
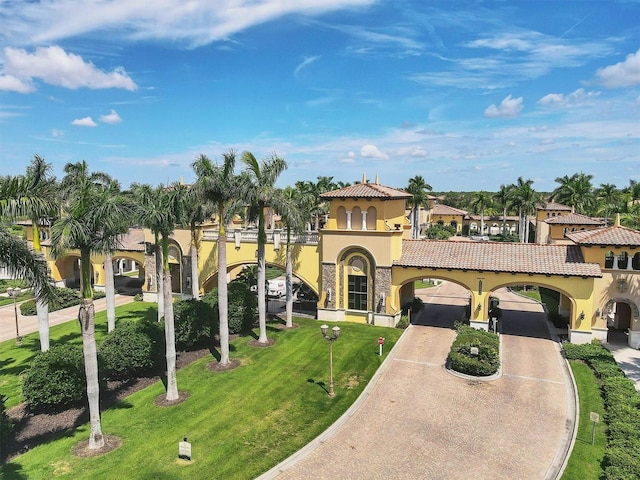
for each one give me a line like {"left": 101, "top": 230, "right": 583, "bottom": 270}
{"left": 162, "top": 240, "right": 179, "bottom": 401}
{"left": 502, "top": 206, "right": 507, "bottom": 236}
{"left": 33, "top": 223, "right": 50, "bottom": 351}
{"left": 79, "top": 249, "right": 104, "bottom": 449}
{"left": 480, "top": 209, "right": 485, "bottom": 237}
{"left": 155, "top": 243, "right": 164, "bottom": 321}
{"left": 105, "top": 251, "right": 116, "bottom": 332}
{"left": 218, "top": 213, "right": 230, "bottom": 365}
{"left": 190, "top": 243, "right": 199, "bottom": 300}
{"left": 285, "top": 229, "right": 293, "bottom": 328}
{"left": 257, "top": 209, "right": 268, "bottom": 343}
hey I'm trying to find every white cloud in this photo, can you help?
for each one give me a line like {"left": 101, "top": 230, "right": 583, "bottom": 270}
{"left": 0, "top": 74, "right": 35, "bottom": 93}
{"left": 51, "top": 129, "right": 64, "bottom": 137}
{"left": 72, "top": 116, "right": 97, "bottom": 127}
{"left": 100, "top": 109, "right": 122, "bottom": 124}
{"left": 360, "top": 144, "right": 388, "bottom": 159}
{"left": 294, "top": 56, "right": 320, "bottom": 77}
{"left": 596, "top": 48, "right": 640, "bottom": 88}
{"left": 396, "top": 145, "right": 428, "bottom": 157}
{"left": 538, "top": 88, "right": 600, "bottom": 107}
{"left": 484, "top": 94, "right": 523, "bottom": 118}
{"left": 2, "top": 46, "right": 137, "bottom": 91}
{"left": 339, "top": 151, "right": 356, "bottom": 163}
{"left": 1, "top": 1, "right": 375, "bottom": 48}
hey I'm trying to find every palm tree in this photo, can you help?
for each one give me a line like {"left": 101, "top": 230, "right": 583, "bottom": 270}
{"left": 493, "top": 184, "right": 512, "bottom": 236}
{"left": 1, "top": 159, "right": 58, "bottom": 351}
{"left": 470, "top": 191, "right": 493, "bottom": 237}
{"left": 181, "top": 185, "right": 211, "bottom": 301}
{"left": 192, "top": 151, "right": 245, "bottom": 365}
{"left": 241, "top": 151, "right": 288, "bottom": 344}
{"left": 51, "top": 160, "right": 130, "bottom": 449}
{"left": 510, "top": 177, "right": 542, "bottom": 243}
{"left": 130, "top": 183, "right": 164, "bottom": 321}
{"left": 551, "top": 172, "right": 596, "bottom": 215}
{"left": 135, "top": 183, "right": 186, "bottom": 401}
{"left": 596, "top": 183, "right": 622, "bottom": 225}
{"left": 101, "top": 180, "right": 132, "bottom": 332}
{"left": 405, "top": 175, "right": 432, "bottom": 239}
{"left": 279, "top": 186, "right": 306, "bottom": 328}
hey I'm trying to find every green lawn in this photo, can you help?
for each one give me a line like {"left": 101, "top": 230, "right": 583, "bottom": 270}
{"left": 1, "top": 306, "right": 402, "bottom": 479}
{"left": 0, "top": 302, "right": 158, "bottom": 409}
{"left": 561, "top": 361, "right": 606, "bottom": 480}
{"left": 414, "top": 279, "right": 436, "bottom": 289}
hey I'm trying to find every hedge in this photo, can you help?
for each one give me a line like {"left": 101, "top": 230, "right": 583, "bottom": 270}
{"left": 564, "top": 341, "right": 640, "bottom": 479}
{"left": 448, "top": 325, "right": 499, "bottom": 376}
{"left": 20, "top": 287, "right": 106, "bottom": 315}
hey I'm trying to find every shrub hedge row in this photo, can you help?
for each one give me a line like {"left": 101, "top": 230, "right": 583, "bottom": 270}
{"left": 564, "top": 342, "right": 640, "bottom": 479}
{"left": 448, "top": 325, "right": 499, "bottom": 377}
{"left": 20, "top": 287, "right": 106, "bottom": 315}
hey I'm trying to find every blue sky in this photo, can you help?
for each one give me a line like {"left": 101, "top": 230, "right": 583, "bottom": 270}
{"left": 1, "top": 0, "right": 638, "bottom": 192}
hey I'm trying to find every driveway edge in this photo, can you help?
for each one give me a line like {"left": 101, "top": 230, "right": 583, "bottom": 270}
{"left": 255, "top": 324, "right": 412, "bottom": 480}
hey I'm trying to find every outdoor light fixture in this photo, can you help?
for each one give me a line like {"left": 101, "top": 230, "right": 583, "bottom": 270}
{"left": 327, "top": 288, "right": 332, "bottom": 302}
{"left": 595, "top": 308, "right": 601, "bottom": 318}
{"left": 476, "top": 303, "right": 481, "bottom": 311}
{"left": 617, "top": 279, "right": 627, "bottom": 293}
{"left": 320, "top": 324, "right": 341, "bottom": 397}
{"left": 234, "top": 230, "right": 242, "bottom": 250}
{"left": 578, "top": 311, "right": 585, "bottom": 321}
{"left": 6, "top": 287, "right": 22, "bottom": 346}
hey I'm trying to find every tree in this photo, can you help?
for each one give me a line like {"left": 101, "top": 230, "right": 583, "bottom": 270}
{"left": 241, "top": 151, "right": 288, "bottom": 344}
{"left": 405, "top": 175, "right": 432, "bottom": 239}
{"left": 279, "top": 186, "right": 306, "bottom": 328}
{"left": 551, "top": 172, "right": 596, "bottom": 215}
{"left": 0, "top": 157, "right": 58, "bottom": 351}
{"left": 181, "top": 184, "right": 211, "bottom": 301}
{"left": 51, "top": 161, "right": 130, "bottom": 449}
{"left": 510, "top": 177, "right": 542, "bottom": 243}
{"left": 493, "top": 184, "right": 512, "bottom": 236}
{"left": 470, "top": 191, "right": 493, "bottom": 237}
{"left": 192, "top": 151, "right": 245, "bottom": 365}
{"left": 596, "top": 183, "right": 622, "bottom": 225}
{"left": 134, "top": 182, "right": 187, "bottom": 401}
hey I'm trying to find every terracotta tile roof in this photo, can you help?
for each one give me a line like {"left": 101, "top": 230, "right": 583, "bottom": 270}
{"left": 431, "top": 204, "right": 467, "bottom": 216}
{"left": 395, "top": 239, "right": 602, "bottom": 277}
{"left": 41, "top": 227, "right": 146, "bottom": 251}
{"left": 539, "top": 202, "right": 572, "bottom": 211}
{"left": 545, "top": 213, "right": 605, "bottom": 226}
{"left": 320, "top": 183, "right": 412, "bottom": 200}
{"left": 565, "top": 226, "right": 640, "bottom": 247}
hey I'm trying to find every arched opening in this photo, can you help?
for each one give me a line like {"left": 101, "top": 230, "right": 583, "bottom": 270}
{"left": 337, "top": 206, "right": 347, "bottom": 229}
{"left": 632, "top": 252, "right": 640, "bottom": 270}
{"left": 366, "top": 206, "right": 377, "bottom": 230}
{"left": 605, "top": 251, "right": 614, "bottom": 269}
{"left": 167, "top": 243, "right": 183, "bottom": 293}
{"left": 112, "top": 255, "right": 145, "bottom": 295}
{"left": 618, "top": 251, "right": 629, "bottom": 270}
{"left": 352, "top": 207, "right": 363, "bottom": 231}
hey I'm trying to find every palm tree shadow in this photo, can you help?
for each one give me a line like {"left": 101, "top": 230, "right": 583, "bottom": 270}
{"left": 307, "top": 378, "right": 329, "bottom": 395}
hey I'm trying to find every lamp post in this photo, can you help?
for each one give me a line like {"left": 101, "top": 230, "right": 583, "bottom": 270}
{"left": 6, "top": 287, "right": 22, "bottom": 346}
{"left": 320, "top": 324, "right": 340, "bottom": 397}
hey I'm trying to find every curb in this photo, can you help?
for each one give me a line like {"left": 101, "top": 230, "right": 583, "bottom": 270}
{"left": 255, "top": 324, "right": 413, "bottom": 480}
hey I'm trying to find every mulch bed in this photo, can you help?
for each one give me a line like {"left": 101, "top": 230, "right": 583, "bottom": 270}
{"left": 5, "top": 348, "right": 210, "bottom": 461}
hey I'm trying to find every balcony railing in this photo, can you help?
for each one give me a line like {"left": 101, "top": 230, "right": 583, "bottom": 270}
{"left": 201, "top": 229, "right": 319, "bottom": 245}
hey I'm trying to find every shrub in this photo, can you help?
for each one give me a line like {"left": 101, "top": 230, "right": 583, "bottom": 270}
{"left": 401, "top": 297, "right": 424, "bottom": 316}
{"left": 0, "top": 393, "right": 12, "bottom": 460}
{"left": 396, "top": 315, "right": 409, "bottom": 329}
{"left": 173, "top": 299, "right": 217, "bottom": 348}
{"left": 134, "top": 293, "right": 143, "bottom": 301}
{"left": 448, "top": 325, "right": 499, "bottom": 376}
{"left": 203, "top": 281, "right": 256, "bottom": 334}
{"left": 22, "top": 345, "right": 86, "bottom": 411}
{"left": 99, "top": 321, "right": 160, "bottom": 379}
{"left": 20, "top": 287, "right": 106, "bottom": 315}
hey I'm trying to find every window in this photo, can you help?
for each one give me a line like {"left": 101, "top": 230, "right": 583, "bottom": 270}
{"left": 352, "top": 207, "right": 362, "bottom": 231}
{"left": 337, "top": 206, "right": 347, "bottom": 229}
{"left": 605, "top": 251, "right": 614, "bottom": 269}
{"left": 618, "top": 252, "right": 629, "bottom": 269}
{"left": 348, "top": 275, "right": 368, "bottom": 310}
{"left": 366, "top": 206, "right": 377, "bottom": 230}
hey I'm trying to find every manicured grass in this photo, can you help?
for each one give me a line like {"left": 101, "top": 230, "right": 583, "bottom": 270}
{"left": 414, "top": 279, "right": 436, "bottom": 289}
{"left": 0, "top": 302, "right": 158, "bottom": 409}
{"left": 561, "top": 361, "right": 606, "bottom": 480}
{"left": 2, "top": 316, "right": 402, "bottom": 479}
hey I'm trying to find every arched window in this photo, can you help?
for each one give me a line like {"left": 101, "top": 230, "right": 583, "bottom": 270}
{"left": 347, "top": 255, "right": 368, "bottom": 311}
{"left": 470, "top": 222, "right": 478, "bottom": 232}
{"left": 352, "top": 207, "right": 362, "bottom": 231}
{"left": 604, "top": 251, "right": 614, "bottom": 269}
{"left": 450, "top": 220, "right": 457, "bottom": 229}
{"left": 337, "top": 206, "right": 347, "bottom": 229}
{"left": 366, "top": 206, "right": 377, "bottom": 230}
{"left": 618, "top": 251, "right": 629, "bottom": 269}
{"left": 437, "top": 220, "right": 444, "bottom": 226}
{"left": 633, "top": 252, "right": 640, "bottom": 270}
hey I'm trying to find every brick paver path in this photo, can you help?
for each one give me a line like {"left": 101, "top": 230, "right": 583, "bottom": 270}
{"left": 264, "top": 306, "right": 572, "bottom": 479}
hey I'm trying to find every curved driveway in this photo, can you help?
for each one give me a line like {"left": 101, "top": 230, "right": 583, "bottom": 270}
{"left": 262, "top": 285, "right": 574, "bottom": 480}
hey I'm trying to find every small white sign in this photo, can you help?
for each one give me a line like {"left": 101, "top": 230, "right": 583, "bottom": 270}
{"left": 590, "top": 412, "right": 600, "bottom": 423}
{"left": 179, "top": 440, "right": 192, "bottom": 460}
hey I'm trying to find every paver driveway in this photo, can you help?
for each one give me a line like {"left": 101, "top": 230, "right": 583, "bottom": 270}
{"left": 262, "top": 289, "right": 574, "bottom": 480}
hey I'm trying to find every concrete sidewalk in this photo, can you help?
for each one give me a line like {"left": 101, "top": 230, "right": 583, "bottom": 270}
{"left": 0, "top": 294, "right": 135, "bottom": 344}
{"left": 260, "top": 316, "right": 573, "bottom": 479}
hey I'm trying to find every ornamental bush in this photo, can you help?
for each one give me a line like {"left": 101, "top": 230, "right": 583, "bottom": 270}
{"left": 20, "top": 287, "right": 106, "bottom": 315}
{"left": 448, "top": 325, "right": 499, "bottom": 377}
{"left": 173, "top": 299, "right": 217, "bottom": 349}
{"left": 99, "top": 321, "right": 161, "bottom": 379}
{"left": 0, "top": 393, "right": 12, "bottom": 460}
{"left": 22, "top": 345, "right": 86, "bottom": 411}
{"left": 203, "top": 281, "right": 256, "bottom": 334}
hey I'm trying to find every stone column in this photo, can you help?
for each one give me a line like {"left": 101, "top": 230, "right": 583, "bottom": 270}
{"left": 346, "top": 211, "right": 352, "bottom": 230}
{"left": 362, "top": 211, "right": 368, "bottom": 230}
